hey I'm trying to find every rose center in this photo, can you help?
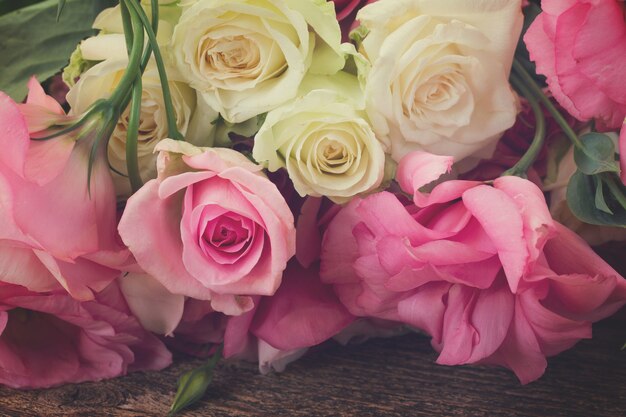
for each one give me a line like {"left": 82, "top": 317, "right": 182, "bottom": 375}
{"left": 199, "top": 34, "right": 261, "bottom": 78}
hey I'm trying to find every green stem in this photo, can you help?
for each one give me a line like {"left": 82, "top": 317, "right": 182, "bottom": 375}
{"left": 126, "top": 76, "right": 144, "bottom": 192}
{"left": 503, "top": 73, "right": 546, "bottom": 178}
{"left": 123, "top": 0, "right": 183, "bottom": 140}
{"left": 512, "top": 58, "right": 583, "bottom": 149}
{"left": 108, "top": 6, "right": 145, "bottom": 108}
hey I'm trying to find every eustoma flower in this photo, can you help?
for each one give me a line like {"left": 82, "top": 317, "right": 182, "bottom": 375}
{"left": 0, "top": 282, "right": 171, "bottom": 389}
{"left": 524, "top": 0, "right": 626, "bottom": 130}
{"left": 356, "top": 0, "right": 522, "bottom": 164}
{"left": 320, "top": 151, "right": 626, "bottom": 383}
{"left": 118, "top": 140, "right": 296, "bottom": 315}
{"left": 171, "top": 0, "right": 345, "bottom": 123}
{"left": 0, "top": 80, "right": 128, "bottom": 300}
{"left": 253, "top": 73, "right": 386, "bottom": 203}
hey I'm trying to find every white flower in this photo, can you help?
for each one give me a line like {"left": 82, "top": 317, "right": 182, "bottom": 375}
{"left": 171, "top": 0, "right": 345, "bottom": 123}
{"left": 358, "top": 0, "right": 523, "bottom": 164}
{"left": 253, "top": 72, "right": 386, "bottom": 203}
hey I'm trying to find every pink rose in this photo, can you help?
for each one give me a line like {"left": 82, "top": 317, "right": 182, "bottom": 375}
{"left": 321, "top": 151, "right": 626, "bottom": 383}
{"left": 0, "top": 282, "right": 171, "bottom": 389}
{"left": 0, "top": 79, "right": 128, "bottom": 300}
{"left": 524, "top": 0, "right": 626, "bottom": 129}
{"left": 118, "top": 139, "right": 296, "bottom": 315}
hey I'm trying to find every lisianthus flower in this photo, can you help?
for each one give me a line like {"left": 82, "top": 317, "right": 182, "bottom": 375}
{"left": 321, "top": 151, "right": 626, "bottom": 383}
{"left": 524, "top": 0, "right": 626, "bottom": 130}
{"left": 118, "top": 139, "right": 296, "bottom": 315}
{"left": 0, "top": 282, "right": 171, "bottom": 389}
{"left": 0, "top": 80, "right": 129, "bottom": 300}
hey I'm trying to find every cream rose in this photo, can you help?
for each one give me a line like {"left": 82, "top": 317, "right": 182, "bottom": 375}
{"left": 66, "top": 32, "right": 213, "bottom": 197}
{"left": 171, "top": 0, "right": 345, "bottom": 123}
{"left": 253, "top": 72, "right": 386, "bottom": 203}
{"left": 357, "top": 0, "right": 522, "bottom": 164}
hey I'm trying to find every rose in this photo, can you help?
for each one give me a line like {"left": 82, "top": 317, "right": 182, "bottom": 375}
{"left": 320, "top": 151, "right": 626, "bottom": 383}
{"left": 171, "top": 0, "right": 345, "bottom": 123}
{"left": 0, "top": 80, "right": 128, "bottom": 300}
{"left": 0, "top": 282, "right": 171, "bottom": 389}
{"left": 253, "top": 73, "right": 386, "bottom": 203}
{"left": 356, "top": 0, "right": 522, "bottom": 163}
{"left": 524, "top": 0, "right": 626, "bottom": 130}
{"left": 118, "top": 139, "right": 296, "bottom": 315}
{"left": 67, "top": 35, "right": 207, "bottom": 198}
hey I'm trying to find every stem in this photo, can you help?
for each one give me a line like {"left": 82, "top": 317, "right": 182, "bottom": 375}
{"left": 126, "top": 76, "right": 144, "bottom": 192}
{"left": 512, "top": 59, "right": 583, "bottom": 149}
{"left": 123, "top": 0, "right": 183, "bottom": 140}
{"left": 108, "top": 7, "right": 145, "bottom": 108}
{"left": 503, "top": 73, "right": 546, "bottom": 178}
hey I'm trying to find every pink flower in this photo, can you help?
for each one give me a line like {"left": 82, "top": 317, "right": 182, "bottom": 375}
{"left": 118, "top": 139, "right": 296, "bottom": 315}
{"left": 119, "top": 262, "right": 355, "bottom": 372}
{"left": 619, "top": 119, "right": 626, "bottom": 185}
{"left": 0, "top": 282, "right": 171, "bottom": 389}
{"left": 332, "top": 0, "right": 369, "bottom": 39}
{"left": 320, "top": 151, "right": 626, "bottom": 383}
{"left": 524, "top": 0, "right": 626, "bottom": 129}
{"left": 224, "top": 261, "right": 355, "bottom": 373}
{"left": 0, "top": 79, "right": 129, "bottom": 300}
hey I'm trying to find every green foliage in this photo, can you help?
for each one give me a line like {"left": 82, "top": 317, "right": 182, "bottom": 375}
{"left": 0, "top": 0, "right": 115, "bottom": 101}
{"left": 573, "top": 133, "right": 620, "bottom": 176}
{"left": 567, "top": 171, "right": 626, "bottom": 227}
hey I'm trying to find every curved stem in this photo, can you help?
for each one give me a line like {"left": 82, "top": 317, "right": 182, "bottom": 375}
{"left": 503, "top": 73, "right": 546, "bottom": 178}
{"left": 123, "top": 0, "right": 183, "bottom": 140}
{"left": 108, "top": 7, "right": 145, "bottom": 108}
{"left": 512, "top": 59, "right": 583, "bottom": 149}
{"left": 126, "top": 76, "right": 144, "bottom": 192}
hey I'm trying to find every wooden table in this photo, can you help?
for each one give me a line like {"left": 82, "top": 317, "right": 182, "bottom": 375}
{"left": 0, "top": 310, "right": 623, "bottom": 416}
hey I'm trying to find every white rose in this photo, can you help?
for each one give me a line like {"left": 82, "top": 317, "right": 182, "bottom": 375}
{"left": 357, "top": 0, "right": 522, "bottom": 163}
{"left": 171, "top": 0, "right": 345, "bottom": 123}
{"left": 66, "top": 34, "right": 214, "bottom": 197}
{"left": 253, "top": 72, "right": 386, "bottom": 203}
{"left": 546, "top": 140, "right": 626, "bottom": 246}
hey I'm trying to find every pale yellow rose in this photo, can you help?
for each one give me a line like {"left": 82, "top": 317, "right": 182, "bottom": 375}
{"left": 171, "top": 0, "right": 345, "bottom": 123}
{"left": 357, "top": 0, "right": 522, "bottom": 164}
{"left": 253, "top": 72, "right": 386, "bottom": 203}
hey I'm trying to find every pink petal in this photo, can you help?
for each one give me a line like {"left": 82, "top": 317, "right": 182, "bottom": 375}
{"left": 396, "top": 151, "right": 454, "bottom": 196}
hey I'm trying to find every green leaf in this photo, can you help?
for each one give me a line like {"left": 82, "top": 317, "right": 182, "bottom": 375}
{"left": 0, "top": 0, "right": 115, "bottom": 101}
{"left": 55, "top": 0, "right": 65, "bottom": 21}
{"left": 593, "top": 175, "right": 613, "bottom": 215}
{"left": 0, "top": 0, "right": 43, "bottom": 16}
{"left": 169, "top": 345, "right": 223, "bottom": 416}
{"left": 573, "top": 133, "right": 620, "bottom": 176}
{"left": 567, "top": 171, "right": 626, "bottom": 226}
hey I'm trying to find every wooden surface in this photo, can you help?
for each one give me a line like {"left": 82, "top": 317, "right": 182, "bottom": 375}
{"left": 0, "top": 311, "right": 623, "bottom": 417}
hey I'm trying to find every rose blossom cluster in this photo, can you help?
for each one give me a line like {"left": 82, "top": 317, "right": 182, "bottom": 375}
{"left": 1, "top": 0, "right": 625, "bottom": 391}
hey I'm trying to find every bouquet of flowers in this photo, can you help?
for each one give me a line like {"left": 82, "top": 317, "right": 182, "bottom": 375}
{"left": 1, "top": 0, "right": 625, "bottom": 413}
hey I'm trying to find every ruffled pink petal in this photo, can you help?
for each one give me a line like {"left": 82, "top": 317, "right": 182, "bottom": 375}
{"left": 0, "top": 93, "right": 29, "bottom": 177}
{"left": 396, "top": 151, "right": 454, "bottom": 197}
{"left": 462, "top": 185, "right": 528, "bottom": 293}
{"left": 250, "top": 263, "right": 354, "bottom": 351}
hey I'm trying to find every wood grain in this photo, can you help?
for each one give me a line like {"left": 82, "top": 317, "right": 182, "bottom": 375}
{"left": 0, "top": 311, "right": 624, "bottom": 417}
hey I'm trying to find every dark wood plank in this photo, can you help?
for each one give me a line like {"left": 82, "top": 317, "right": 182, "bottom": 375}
{"left": 0, "top": 311, "right": 624, "bottom": 417}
